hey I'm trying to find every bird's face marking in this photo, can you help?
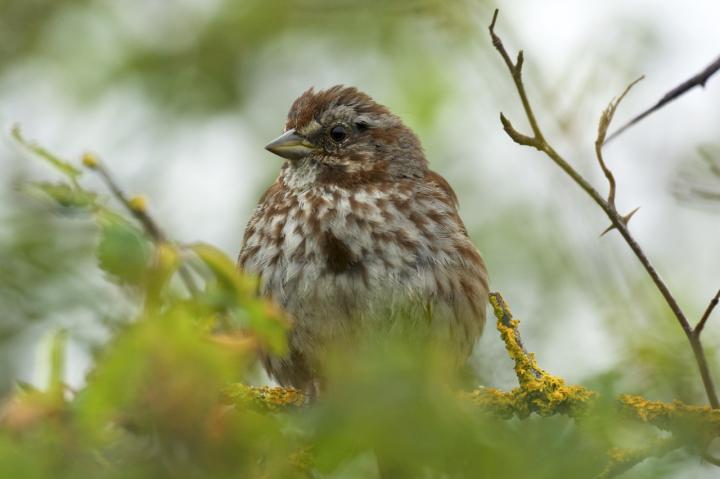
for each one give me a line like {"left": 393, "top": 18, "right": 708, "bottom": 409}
{"left": 266, "top": 85, "right": 427, "bottom": 186}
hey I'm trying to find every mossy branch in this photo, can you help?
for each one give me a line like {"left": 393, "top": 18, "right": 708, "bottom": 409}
{"left": 595, "top": 437, "right": 682, "bottom": 479}
{"left": 222, "top": 384, "right": 306, "bottom": 413}
{"left": 225, "top": 292, "right": 720, "bottom": 477}
{"left": 462, "top": 293, "right": 594, "bottom": 419}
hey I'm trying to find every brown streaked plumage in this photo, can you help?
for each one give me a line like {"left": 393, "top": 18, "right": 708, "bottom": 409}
{"left": 238, "top": 85, "right": 488, "bottom": 395}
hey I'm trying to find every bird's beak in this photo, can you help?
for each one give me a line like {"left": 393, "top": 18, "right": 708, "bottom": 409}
{"left": 265, "top": 129, "right": 317, "bottom": 160}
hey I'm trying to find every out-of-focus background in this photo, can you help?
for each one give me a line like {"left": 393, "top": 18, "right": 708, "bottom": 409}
{"left": 1, "top": 0, "right": 719, "bottom": 475}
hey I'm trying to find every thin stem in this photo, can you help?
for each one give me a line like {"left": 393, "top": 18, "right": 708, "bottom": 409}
{"left": 696, "top": 289, "right": 720, "bottom": 335}
{"left": 595, "top": 77, "right": 644, "bottom": 207}
{"left": 93, "top": 163, "right": 166, "bottom": 241}
{"left": 606, "top": 54, "right": 720, "bottom": 144}
{"left": 489, "top": 9, "right": 719, "bottom": 409}
{"left": 595, "top": 141, "right": 617, "bottom": 207}
{"left": 490, "top": 10, "right": 544, "bottom": 142}
{"left": 90, "top": 161, "right": 200, "bottom": 297}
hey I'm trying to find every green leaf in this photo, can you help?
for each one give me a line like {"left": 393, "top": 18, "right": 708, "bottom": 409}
{"left": 97, "top": 220, "right": 152, "bottom": 284}
{"left": 12, "top": 126, "right": 82, "bottom": 180}
{"left": 189, "top": 242, "right": 250, "bottom": 294}
{"left": 27, "top": 181, "right": 97, "bottom": 209}
{"left": 14, "top": 381, "right": 39, "bottom": 394}
{"left": 145, "top": 242, "right": 181, "bottom": 305}
{"left": 189, "top": 242, "right": 287, "bottom": 354}
{"left": 236, "top": 300, "right": 288, "bottom": 355}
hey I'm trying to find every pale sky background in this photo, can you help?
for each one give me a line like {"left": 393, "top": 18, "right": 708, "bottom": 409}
{"left": 1, "top": 1, "right": 719, "bottom": 474}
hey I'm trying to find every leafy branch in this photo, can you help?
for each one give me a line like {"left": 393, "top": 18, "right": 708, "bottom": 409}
{"left": 10, "top": 127, "right": 288, "bottom": 353}
{"left": 79, "top": 152, "right": 200, "bottom": 297}
{"left": 488, "top": 9, "right": 719, "bottom": 411}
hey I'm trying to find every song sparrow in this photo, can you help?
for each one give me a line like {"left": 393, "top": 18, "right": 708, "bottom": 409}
{"left": 238, "top": 86, "right": 488, "bottom": 394}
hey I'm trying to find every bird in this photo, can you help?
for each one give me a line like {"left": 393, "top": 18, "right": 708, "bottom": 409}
{"left": 238, "top": 85, "right": 488, "bottom": 396}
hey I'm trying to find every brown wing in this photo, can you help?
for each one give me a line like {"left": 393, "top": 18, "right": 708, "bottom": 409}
{"left": 237, "top": 179, "right": 282, "bottom": 269}
{"left": 422, "top": 169, "right": 489, "bottom": 354}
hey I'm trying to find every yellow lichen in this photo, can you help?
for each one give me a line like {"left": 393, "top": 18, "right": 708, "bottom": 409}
{"left": 222, "top": 384, "right": 305, "bottom": 412}
{"left": 485, "top": 292, "right": 595, "bottom": 418}
{"left": 288, "top": 446, "right": 314, "bottom": 472}
{"left": 595, "top": 437, "right": 680, "bottom": 479}
{"left": 461, "top": 387, "right": 519, "bottom": 419}
{"left": 620, "top": 394, "right": 720, "bottom": 441}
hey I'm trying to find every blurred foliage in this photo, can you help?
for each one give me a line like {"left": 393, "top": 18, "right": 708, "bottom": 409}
{"left": 0, "top": 0, "right": 89, "bottom": 67}
{"left": 95, "top": 220, "right": 152, "bottom": 285}
{"left": 672, "top": 144, "right": 720, "bottom": 210}
{"left": 0, "top": 129, "right": 711, "bottom": 479}
{"left": 1, "top": 1, "right": 719, "bottom": 477}
{"left": 0, "top": 0, "right": 483, "bottom": 115}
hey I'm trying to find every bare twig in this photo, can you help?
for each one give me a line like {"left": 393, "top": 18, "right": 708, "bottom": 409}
{"left": 83, "top": 155, "right": 200, "bottom": 297}
{"left": 490, "top": 10, "right": 544, "bottom": 145}
{"left": 596, "top": 76, "right": 644, "bottom": 207}
{"left": 489, "top": 9, "right": 719, "bottom": 409}
{"left": 695, "top": 289, "right": 720, "bottom": 336}
{"left": 605, "top": 54, "right": 720, "bottom": 144}
{"left": 595, "top": 77, "right": 643, "bottom": 235}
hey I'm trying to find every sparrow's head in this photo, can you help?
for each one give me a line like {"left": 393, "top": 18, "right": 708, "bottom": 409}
{"left": 266, "top": 85, "right": 427, "bottom": 185}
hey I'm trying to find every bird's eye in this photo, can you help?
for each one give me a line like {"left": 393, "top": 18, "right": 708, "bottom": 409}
{"left": 329, "top": 125, "right": 348, "bottom": 143}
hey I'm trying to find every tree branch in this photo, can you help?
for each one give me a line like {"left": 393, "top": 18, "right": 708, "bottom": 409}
{"left": 605, "top": 54, "right": 720, "bottom": 144}
{"left": 81, "top": 153, "right": 200, "bottom": 297}
{"left": 695, "top": 289, "right": 720, "bottom": 336}
{"left": 488, "top": 9, "right": 719, "bottom": 409}
{"left": 490, "top": 10, "right": 544, "bottom": 143}
{"left": 594, "top": 437, "right": 682, "bottom": 479}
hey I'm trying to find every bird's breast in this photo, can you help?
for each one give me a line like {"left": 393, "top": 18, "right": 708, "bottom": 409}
{"left": 239, "top": 179, "right": 487, "bottom": 360}
{"left": 245, "top": 184, "right": 434, "bottom": 299}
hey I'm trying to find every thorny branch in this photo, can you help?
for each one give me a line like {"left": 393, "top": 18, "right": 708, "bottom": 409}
{"left": 81, "top": 154, "right": 200, "bottom": 297}
{"left": 605, "top": 54, "right": 720, "bottom": 144}
{"left": 488, "top": 9, "right": 720, "bottom": 410}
